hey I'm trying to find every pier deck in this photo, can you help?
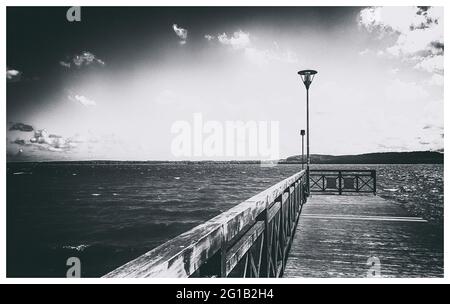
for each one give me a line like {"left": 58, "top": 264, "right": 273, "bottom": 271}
{"left": 284, "top": 195, "right": 444, "bottom": 278}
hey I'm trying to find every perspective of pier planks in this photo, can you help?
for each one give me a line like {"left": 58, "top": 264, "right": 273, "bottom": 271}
{"left": 284, "top": 194, "right": 443, "bottom": 278}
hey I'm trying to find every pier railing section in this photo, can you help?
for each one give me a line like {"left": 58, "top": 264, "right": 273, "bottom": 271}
{"left": 103, "top": 170, "right": 307, "bottom": 278}
{"left": 309, "top": 169, "right": 376, "bottom": 195}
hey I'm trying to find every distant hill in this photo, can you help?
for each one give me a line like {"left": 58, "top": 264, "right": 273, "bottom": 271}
{"left": 283, "top": 151, "right": 443, "bottom": 164}
{"left": 7, "top": 151, "right": 443, "bottom": 165}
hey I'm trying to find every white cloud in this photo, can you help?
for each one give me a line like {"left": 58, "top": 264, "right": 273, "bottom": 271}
{"left": 29, "top": 129, "right": 77, "bottom": 152}
{"left": 73, "top": 51, "right": 105, "bottom": 66}
{"left": 414, "top": 55, "right": 444, "bottom": 73}
{"left": 6, "top": 68, "right": 21, "bottom": 80}
{"left": 427, "top": 73, "right": 444, "bottom": 86}
{"left": 172, "top": 24, "right": 188, "bottom": 44}
{"left": 359, "top": 6, "right": 443, "bottom": 72}
{"left": 217, "top": 30, "right": 251, "bottom": 49}
{"left": 211, "top": 30, "right": 298, "bottom": 65}
{"left": 204, "top": 34, "right": 214, "bottom": 41}
{"left": 62, "top": 51, "right": 105, "bottom": 68}
{"left": 69, "top": 94, "right": 97, "bottom": 107}
{"left": 244, "top": 47, "right": 298, "bottom": 66}
{"left": 59, "top": 61, "right": 71, "bottom": 68}
{"left": 358, "top": 48, "right": 370, "bottom": 56}
{"left": 388, "top": 68, "right": 400, "bottom": 74}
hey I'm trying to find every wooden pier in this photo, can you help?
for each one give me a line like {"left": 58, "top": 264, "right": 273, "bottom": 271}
{"left": 284, "top": 195, "right": 443, "bottom": 278}
{"left": 104, "top": 169, "right": 443, "bottom": 278}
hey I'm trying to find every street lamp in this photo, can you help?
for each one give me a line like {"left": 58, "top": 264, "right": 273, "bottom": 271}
{"left": 298, "top": 69, "right": 317, "bottom": 195}
{"left": 300, "top": 129, "right": 305, "bottom": 170}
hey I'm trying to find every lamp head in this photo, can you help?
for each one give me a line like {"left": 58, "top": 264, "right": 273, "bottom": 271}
{"left": 298, "top": 69, "right": 318, "bottom": 89}
{"left": 300, "top": 130, "right": 305, "bottom": 136}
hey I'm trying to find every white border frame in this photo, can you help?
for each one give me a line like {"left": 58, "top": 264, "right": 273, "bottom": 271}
{"left": 2, "top": 0, "right": 448, "bottom": 284}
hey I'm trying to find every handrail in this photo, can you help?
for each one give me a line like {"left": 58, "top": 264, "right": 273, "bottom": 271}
{"left": 104, "top": 170, "right": 308, "bottom": 278}
{"left": 309, "top": 169, "right": 376, "bottom": 195}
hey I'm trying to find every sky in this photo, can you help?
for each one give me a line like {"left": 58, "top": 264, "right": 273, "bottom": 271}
{"left": 6, "top": 6, "right": 444, "bottom": 161}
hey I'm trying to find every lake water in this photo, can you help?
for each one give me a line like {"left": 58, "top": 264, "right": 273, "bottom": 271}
{"left": 7, "top": 163, "right": 443, "bottom": 277}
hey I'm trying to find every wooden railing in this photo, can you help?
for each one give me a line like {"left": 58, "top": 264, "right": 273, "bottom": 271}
{"left": 103, "top": 170, "right": 308, "bottom": 278}
{"left": 309, "top": 169, "right": 376, "bottom": 195}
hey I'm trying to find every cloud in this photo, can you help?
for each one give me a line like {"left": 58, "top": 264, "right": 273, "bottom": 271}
{"left": 427, "top": 73, "right": 444, "bottom": 86}
{"left": 217, "top": 30, "right": 251, "bottom": 49}
{"left": 12, "top": 139, "right": 27, "bottom": 146}
{"left": 61, "top": 51, "right": 105, "bottom": 68}
{"left": 172, "top": 24, "right": 188, "bottom": 45}
{"left": 388, "top": 68, "right": 400, "bottom": 74}
{"left": 68, "top": 93, "right": 97, "bottom": 107}
{"left": 59, "top": 61, "right": 71, "bottom": 68}
{"left": 414, "top": 55, "right": 444, "bottom": 74}
{"left": 358, "top": 49, "right": 370, "bottom": 56}
{"left": 29, "top": 129, "right": 77, "bottom": 152}
{"left": 244, "top": 47, "right": 298, "bottom": 66}
{"left": 359, "top": 6, "right": 443, "bottom": 73}
{"left": 209, "top": 30, "right": 298, "bottom": 66}
{"left": 9, "top": 122, "right": 34, "bottom": 132}
{"left": 6, "top": 68, "right": 21, "bottom": 81}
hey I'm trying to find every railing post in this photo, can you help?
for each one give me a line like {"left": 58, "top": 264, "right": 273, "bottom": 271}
{"left": 219, "top": 237, "right": 227, "bottom": 277}
{"left": 338, "top": 171, "right": 342, "bottom": 195}
{"left": 306, "top": 168, "right": 310, "bottom": 197}
{"left": 372, "top": 170, "right": 377, "bottom": 195}
{"left": 278, "top": 194, "right": 285, "bottom": 277}
{"left": 261, "top": 198, "right": 270, "bottom": 277}
{"left": 196, "top": 232, "right": 227, "bottom": 277}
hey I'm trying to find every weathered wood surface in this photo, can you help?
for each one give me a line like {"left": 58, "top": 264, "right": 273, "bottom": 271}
{"left": 104, "top": 171, "right": 306, "bottom": 278}
{"left": 284, "top": 195, "right": 443, "bottom": 278}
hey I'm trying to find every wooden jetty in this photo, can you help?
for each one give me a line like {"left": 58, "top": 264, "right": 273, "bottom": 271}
{"left": 284, "top": 195, "right": 443, "bottom": 278}
{"left": 104, "top": 169, "right": 443, "bottom": 278}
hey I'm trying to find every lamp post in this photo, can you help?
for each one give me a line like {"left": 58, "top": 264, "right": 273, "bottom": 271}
{"left": 298, "top": 69, "right": 317, "bottom": 195}
{"left": 300, "top": 129, "right": 305, "bottom": 170}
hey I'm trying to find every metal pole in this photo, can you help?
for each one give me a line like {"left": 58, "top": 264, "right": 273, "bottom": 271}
{"left": 301, "top": 134, "right": 304, "bottom": 170}
{"left": 306, "top": 88, "right": 310, "bottom": 195}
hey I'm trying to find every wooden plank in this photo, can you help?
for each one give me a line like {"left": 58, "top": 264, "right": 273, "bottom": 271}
{"left": 225, "top": 221, "right": 265, "bottom": 276}
{"left": 267, "top": 201, "right": 281, "bottom": 222}
{"left": 284, "top": 195, "right": 443, "bottom": 278}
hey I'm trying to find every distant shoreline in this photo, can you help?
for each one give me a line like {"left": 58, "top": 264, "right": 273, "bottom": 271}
{"left": 6, "top": 151, "right": 443, "bottom": 165}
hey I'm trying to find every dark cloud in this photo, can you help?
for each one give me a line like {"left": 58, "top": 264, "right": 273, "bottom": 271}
{"left": 49, "top": 134, "right": 62, "bottom": 138}
{"left": 13, "top": 139, "right": 26, "bottom": 146}
{"left": 430, "top": 41, "right": 444, "bottom": 54}
{"left": 417, "top": 7, "right": 431, "bottom": 14}
{"left": 9, "top": 122, "right": 34, "bottom": 132}
{"left": 412, "top": 7, "right": 438, "bottom": 30}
